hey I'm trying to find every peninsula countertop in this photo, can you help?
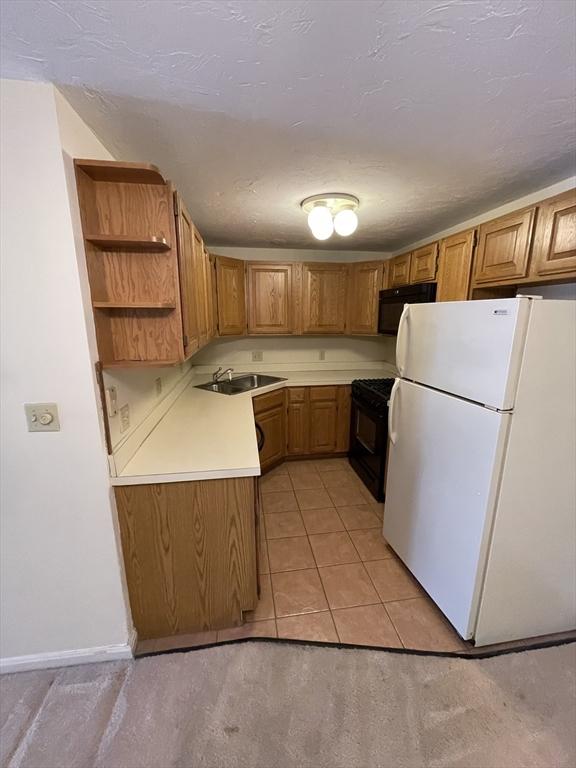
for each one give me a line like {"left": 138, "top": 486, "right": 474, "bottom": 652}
{"left": 111, "top": 366, "right": 396, "bottom": 486}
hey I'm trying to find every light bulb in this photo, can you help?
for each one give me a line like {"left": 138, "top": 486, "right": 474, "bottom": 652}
{"left": 308, "top": 205, "right": 334, "bottom": 240}
{"left": 334, "top": 208, "right": 358, "bottom": 237}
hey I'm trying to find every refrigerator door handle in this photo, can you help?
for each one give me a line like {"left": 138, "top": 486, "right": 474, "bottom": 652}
{"left": 388, "top": 378, "right": 400, "bottom": 445}
{"left": 396, "top": 304, "right": 410, "bottom": 376}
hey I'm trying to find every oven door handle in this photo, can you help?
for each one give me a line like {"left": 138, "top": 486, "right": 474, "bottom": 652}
{"left": 396, "top": 304, "right": 410, "bottom": 376}
{"left": 388, "top": 379, "right": 400, "bottom": 445}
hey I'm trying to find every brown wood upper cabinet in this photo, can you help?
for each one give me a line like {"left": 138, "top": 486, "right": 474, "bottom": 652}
{"left": 388, "top": 252, "right": 411, "bottom": 287}
{"left": 174, "top": 193, "right": 200, "bottom": 357}
{"left": 436, "top": 229, "right": 476, "bottom": 302}
{"left": 347, "top": 261, "right": 384, "bottom": 334}
{"left": 205, "top": 250, "right": 217, "bottom": 340}
{"left": 532, "top": 189, "right": 576, "bottom": 278}
{"left": 215, "top": 256, "right": 247, "bottom": 335}
{"left": 175, "top": 196, "right": 214, "bottom": 354}
{"left": 409, "top": 242, "right": 438, "bottom": 283}
{"left": 246, "top": 262, "right": 297, "bottom": 334}
{"left": 302, "top": 263, "right": 349, "bottom": 334}
{"left": 473, "top": 207, "right": 536, "bottom": 284}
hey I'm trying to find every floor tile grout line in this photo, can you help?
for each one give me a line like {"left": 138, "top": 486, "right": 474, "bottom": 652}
{"left": 381, "top": 601, "right": 406, "bottom": 649}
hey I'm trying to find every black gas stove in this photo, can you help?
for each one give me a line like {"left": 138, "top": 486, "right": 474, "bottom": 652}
{"left": 351, "top": 378, "right": 396, "bottom": 414}
{"left": 348, "top": 377, "right": 396, "bottom": 502}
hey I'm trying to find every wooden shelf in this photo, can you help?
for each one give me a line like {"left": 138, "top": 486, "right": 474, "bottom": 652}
{"left": 102, "top": 359, "right": 181, "bottom": 369}
{"left": 85, "top": 234, "right": 170, "bottom": 252}
{"left": 93, "top": 301, "right": 176, "bottom": 310}
{"left": 74, "top": 159, "right": 166, "bottom": 185}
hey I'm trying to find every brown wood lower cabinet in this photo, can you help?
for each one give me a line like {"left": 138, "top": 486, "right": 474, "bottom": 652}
{"left": 309, "top": 387, "right": 339, "bottom": 453}
{"left": 253, "top": 389, "right": 286, "bottom": 471}
{"left": 115, "top": 477, "right": 257, "bottom": 639}
{"left": 287, "top": 388, "right": 309, "bottom": 455}
{"left": 285, "top": 385, "right": 351, "bottom": 459}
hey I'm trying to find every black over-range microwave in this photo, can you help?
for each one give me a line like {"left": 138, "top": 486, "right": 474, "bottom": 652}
{"left": 378, "top": 283, "right": 437, "bottom": 335}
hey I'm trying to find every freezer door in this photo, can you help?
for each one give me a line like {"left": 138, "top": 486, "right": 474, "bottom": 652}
{"left": 396, "top": 298, "right": 531, "bottom": 409}
{"left": 384, "top": 379, "right": 510, "bottom": 638}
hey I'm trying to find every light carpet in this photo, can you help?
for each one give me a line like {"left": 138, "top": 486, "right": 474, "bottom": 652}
{"left": 1, "top": 640, "right": 575, "bottom": 768}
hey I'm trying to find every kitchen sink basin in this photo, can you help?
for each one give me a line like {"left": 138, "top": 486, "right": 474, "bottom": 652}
{"left": 195, "top": 373, "right": 286, "bottom": 395}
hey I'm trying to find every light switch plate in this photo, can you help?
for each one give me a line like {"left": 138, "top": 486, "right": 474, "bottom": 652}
{"left": 252, "top": 351, "right": 263, "bottom": 362}
{"left": 24, "top": 403, "right": 60, "bottom": 432}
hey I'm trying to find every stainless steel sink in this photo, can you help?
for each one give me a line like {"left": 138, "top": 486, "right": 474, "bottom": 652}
{"left": 195, "top": 373, "right": 286, "bottom": 395}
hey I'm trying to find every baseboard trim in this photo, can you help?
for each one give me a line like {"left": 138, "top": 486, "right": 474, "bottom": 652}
{"left": 0, "top": 632, "right": 136, "bottom": 674}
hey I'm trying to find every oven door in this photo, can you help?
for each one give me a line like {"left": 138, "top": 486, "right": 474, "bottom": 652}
{"left": 349, "top": 398, "right": 388, "bottom": 501}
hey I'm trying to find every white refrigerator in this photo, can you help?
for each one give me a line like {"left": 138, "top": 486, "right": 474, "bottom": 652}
{"left": 383, "top": 297, "right": 576, "bottom": 646}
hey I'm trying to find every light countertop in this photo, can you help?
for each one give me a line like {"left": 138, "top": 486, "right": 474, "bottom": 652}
{"left": 111, "top": 366, "right": 396, "bottom": 486}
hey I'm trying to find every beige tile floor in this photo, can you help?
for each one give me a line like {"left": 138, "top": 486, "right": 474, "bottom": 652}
{"left": 137, "top": 457, "right": 576, "bottom": 655}
{"left": 220, "top": 458, "right": 468, "bottom": 652}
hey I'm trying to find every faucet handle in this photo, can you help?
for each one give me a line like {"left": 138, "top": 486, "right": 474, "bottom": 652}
{"left": 212, "top": 366, "right": 223, "bottom": 382}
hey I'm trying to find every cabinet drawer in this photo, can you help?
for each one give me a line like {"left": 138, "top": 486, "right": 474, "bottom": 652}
{"left": 288, "top": 387, "right": 307, "bottom": 403}
{"left": 253, "top": 389, "right": 285, "bottom": 415}
{"left": 309, "top": 386, "right": 338, "bottom": 402}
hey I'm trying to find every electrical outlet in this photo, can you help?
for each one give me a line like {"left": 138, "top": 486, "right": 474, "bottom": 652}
{"left": 105, "top": 387, "right": 118, "bottom": 417}
{"left": 155, "top": 377, "right": 162, "bottom": 397}
{"left": 319, "top": 350, "right": 326, "bottom": 361}
{"left": 120, "top": 404, "right": 130, "bottom": 433}
{"left": 24, "top": 403, "right": 60, "bottom": 432}
{"left": 252, "top": 351, "right": 263, "bottom": 362}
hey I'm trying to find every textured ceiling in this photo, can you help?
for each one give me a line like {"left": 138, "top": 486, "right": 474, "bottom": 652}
{"left": 1, "top": 0, "right": 575, "bottom": 250}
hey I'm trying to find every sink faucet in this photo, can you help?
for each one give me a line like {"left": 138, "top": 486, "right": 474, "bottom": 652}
{"left": 212, "top": 366, "right": 234, "bottom": 382}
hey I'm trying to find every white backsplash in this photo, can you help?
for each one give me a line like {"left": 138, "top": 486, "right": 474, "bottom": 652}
{"left": 103, "top": 360, "right": 193, "bottom": 449}
{"left": 190, "top": 335, "right": 396, "bottom": 372}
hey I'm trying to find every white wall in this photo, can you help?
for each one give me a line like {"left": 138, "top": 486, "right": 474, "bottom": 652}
{"left": 191, "top": 335, "right": 396, "bottom": 371}
{"left": 103, "top": 362, "right": 193, "bottom": 449}
{"left": 0, "top": 81, "right": 131, "bottom": 663}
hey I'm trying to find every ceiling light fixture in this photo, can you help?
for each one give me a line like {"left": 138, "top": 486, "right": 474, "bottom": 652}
{"left": 301, "top": 194, "right": 360, "bottom": 241}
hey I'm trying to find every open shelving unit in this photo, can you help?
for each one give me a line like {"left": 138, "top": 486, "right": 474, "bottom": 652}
{"left": 74, "top": 159, "right": 184, "bottom": 367}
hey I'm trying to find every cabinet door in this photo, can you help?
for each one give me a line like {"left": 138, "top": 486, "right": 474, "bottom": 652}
{"left": 287, "top": 388, "right": 309, "bottom": 455}
{"left": 247, "top": 262, "right": 294, "bottom": 334}
{"left": 174, "top": 194, "right": 200, "bottom": 357}
{"left": 409, "top": 243, "right": 438, "bottom": 283}
{"left": 256, "top": 406, "right": 285, "bottom": 471}
{"left": 336, "top": 385, "right": 351, "bottom": 452}
{"left": 115, "top": 478, "right": 256, "bottom": 638}
{"left": 309, "top": 387, "right": 339, "bottom": 453}
{"left": 347, "top": 261, "right": 383, "bottom": 334}
{"left": 388, "top": 253, "right": 411, "bottom": 287}
{"left": 473, "top": 208, "right": 536, "bottom": 284}
{"left": 204, "top": 250, "right": 217, "bottom": 341}
{"left": 436, "top": 230, "right": 476, "bottom": 302}
{"left": 215, "top": 256, "right": 247, "bottom": 336}
{"left": 532, "top": 190, "right": 576, "bottom": 277}
{"left": 193, "top": 227, "right": 209, "bottom": 347}
{"left": 302, "top": 263, "right": 348, "bottom": 334}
